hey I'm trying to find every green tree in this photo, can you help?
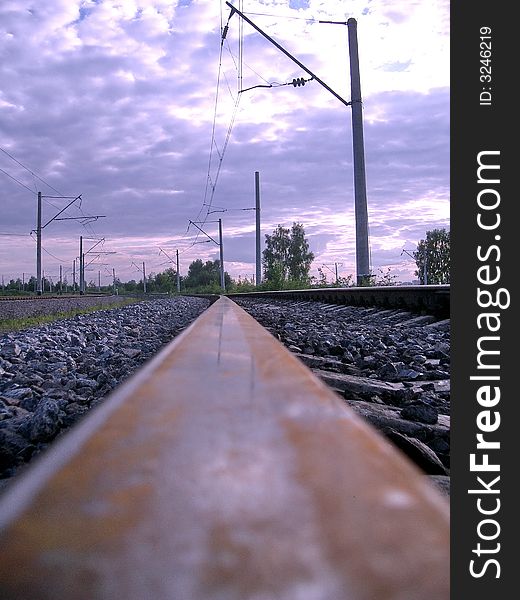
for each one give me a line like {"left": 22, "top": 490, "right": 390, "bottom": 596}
{"left": 122, "top": 279, "right": 138, "bottom": 292}
{"left": 365, "top": 267, "right": 398, "bottom": 287}
{"left": 229, "top": 275, "right": 256, "bottom": 293}
{"left": 414, "top": 228, "right": 450, "bottom": 284}
{"left": 184, "top": 259, "right": 231, "bottom": 292}
{"left": 315, "top": 267, "right": 328, "bottom": 287}
{"left": 153, "top": 268, "right": 178, "bottom": 293}
{"left": 262, "top": 222, "right": 314, "bottom": 288}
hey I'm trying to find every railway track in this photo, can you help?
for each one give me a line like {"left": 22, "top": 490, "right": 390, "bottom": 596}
{"left": 0, "top": 293, "right": 112, "bottom": 301}
{"left": 227, "top": 284, "right": 450, "bottom": 318}
{"left": 0, "top": 287, "right": 450, "bottom": 599}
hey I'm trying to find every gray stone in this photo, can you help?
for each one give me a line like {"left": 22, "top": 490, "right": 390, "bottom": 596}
{"left": 400, "top": 402, "right": 439, "bottom": 425}
{"left": 0, "top": 296, "right": 211, "bottom": 479}
{"left": 26, "top": 399, "right": 61, "bottom": 442}
{"left": 0, "top": 428, "right": 34, "bottom": 471}
{"left": 122, "top": 348, "right": 141, "bottom": 359}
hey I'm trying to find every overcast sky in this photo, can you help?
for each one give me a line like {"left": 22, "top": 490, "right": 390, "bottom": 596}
{"left": 0, "top": 0, "right": 449, "bottom": 287}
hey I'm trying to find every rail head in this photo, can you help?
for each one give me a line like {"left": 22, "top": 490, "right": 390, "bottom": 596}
{"left": 0, "top": 296, "right": 449, "bottom": 599}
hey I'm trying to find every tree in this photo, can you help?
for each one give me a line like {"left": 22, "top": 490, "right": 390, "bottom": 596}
{"left": 153, "top": 268, "right": 178, "bottom": 293}
{"left": 364, "top": 267, "right": 398, "bottom": 287}
{"left": 262, "top": 222, "right": 314, "bottom": 288}
{"left": 414, "top": 228, "right": 450, "bottom": 284}
{"left": 183, "top": 259, "right": 231, "bottom": 291}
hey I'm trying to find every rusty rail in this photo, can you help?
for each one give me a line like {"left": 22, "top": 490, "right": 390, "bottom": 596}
{"left": 0, "top": 296, "right": 449, "bottom": 599}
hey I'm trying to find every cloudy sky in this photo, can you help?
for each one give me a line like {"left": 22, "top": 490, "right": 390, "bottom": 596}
{"left": 0, "top": 0, "right": 449, "bottom": 287}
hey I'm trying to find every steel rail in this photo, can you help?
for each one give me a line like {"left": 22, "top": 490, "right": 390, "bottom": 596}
{"left": 0, "top": 296, "right": 449, "bottom": 599}
{"left": 227, "top": 284, "right": 451, "bottom": 317}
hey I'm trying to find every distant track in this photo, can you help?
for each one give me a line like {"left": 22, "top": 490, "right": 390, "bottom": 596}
{"left": 0, "top": 294, "right": 110, "bottom": 301}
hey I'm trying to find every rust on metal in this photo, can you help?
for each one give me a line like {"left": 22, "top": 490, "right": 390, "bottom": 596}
{"left": 0, "top": 296, "right": 449, "bottom": 599}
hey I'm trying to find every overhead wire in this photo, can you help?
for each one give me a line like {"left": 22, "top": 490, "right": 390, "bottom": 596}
{"left": 0, "top": 146, "right": 105, "bottom": 247}
{"left": 0, "top": 167, "right": 35, "bottom": 194}
{"left": 0, "top": 146, "right": 63, "bottom": 197}
{"left": 243, "top": 11, "right": 319, "bottom": 21}
{"left": 182, "top": 2, "right": 244, "bottom": 257}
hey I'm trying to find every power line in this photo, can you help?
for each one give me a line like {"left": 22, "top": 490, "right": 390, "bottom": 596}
{"left": 197, "top": 6, "right": 244, "bottom": 226}
{"left": 243, "top": 11, "right": 348, "bottom": 24}
{"left": 0, "top": 146, "right": 64, "bottom": 197}
{"left": 0, "top": 146, "right": 103, "bottom": 238}
{"left": 243, "top": 11, "right": 319, "bottom": 21}
{"left": 0, "top": 167, "right": 35, "bottom": 194}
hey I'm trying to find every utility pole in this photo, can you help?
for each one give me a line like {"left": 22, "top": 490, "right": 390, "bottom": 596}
{"left": 159, "top": 246, "right": 181, "bottom": 293}
{"left": 59, "top": 265, "right": 63, "bottom": 294}
{"left": 36, "top": 191, "right": 42, "bottom": 295}
{"left": 255, "top": 171, "right": 261, "bottom": 287}
{"left": 98, "top": 270, "right": 101, "bottom": 292}
{"left": 176, "top": 249, "right": 181, "bottom": 293}
{"left": 142, "top": 262, "right": 147, "bottom": 293}
{"left": 34, "top": 193, "right": 104, "bottom": 296}
{"left": 322, "top": 262, "right": 343, "bottom": 285}
{"left": 225, "top": 3, "right": 371, "bottom": 285}
{"left": 347, "top": 18, "right": 370, "bottom": 285}
{"left": 219, "top": 218, "right": 225, "bottom": 291}
{"left": 79, "top": 236, "right": 84, "bottom": 295}
{"left": 73, "top": 260, "right": 76, "bottom": 293}
{"left": 113, "top": 268, "right": 117, "bottom": 294}
{"left": 401, "top": 248, "right": 427, "bottom": 284}
{"left": 186, "top": 220, "right": 224, "bottom": 291}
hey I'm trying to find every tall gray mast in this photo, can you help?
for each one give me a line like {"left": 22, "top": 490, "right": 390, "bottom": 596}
{"left": 347, "top": 19, "right": 370, "bottom": 285}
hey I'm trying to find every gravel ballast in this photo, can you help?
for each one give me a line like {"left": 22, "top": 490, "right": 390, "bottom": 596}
{"left": 233, "top": 297, "right": 451, "bottom": 490}
{"left": 0, "top": 296, "right": 210, "bottom": 483}
{"left": 0, "top": 294, "right": 139, "bottom": 322}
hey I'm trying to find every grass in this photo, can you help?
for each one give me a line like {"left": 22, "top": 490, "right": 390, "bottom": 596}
{"left": 0, "top": 299, "right": 140, "bottom": 333}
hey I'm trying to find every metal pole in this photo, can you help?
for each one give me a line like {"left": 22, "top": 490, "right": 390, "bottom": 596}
{"left": 347, "top": 19, "right": 370, "bottom": 286}
{"left": 73, "top": 260, "right": 76, "bottom": 293}
{"left": 143, "top": 262, "right": 146, "bottom": 293}
{"left": 176, "top": 249, "right": 181, "bottom": 293}
{"left": 98, "top": 271, "right": 101, "bottom": 292}
{"left": 113, "top": 268, "right": 116, "bottom": 294}
{"left": 224, "top": 5, "right": 370, "bottom": 286}
{"left": 424, "top": 256, "right": 428, "bottom": 285}
{"left": 36, "top": 192, "right": 42, "bottom": 295}
{"left": 255, "top": 171, "right": 261, "bottom": 286}
{"left": 219, "top": 218, "right": 225, "bottom": 291}
{"left": 225, "top": 2, "right": 351, "bottom": 109}
{"left": 59, "top": 265, "right": 63, "bottom": 294}
{"left": 335, "top": 262, "right": 339, "bottom": 284}
{"left": 79, "top": 236, "right": 84, "bottom": 295}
